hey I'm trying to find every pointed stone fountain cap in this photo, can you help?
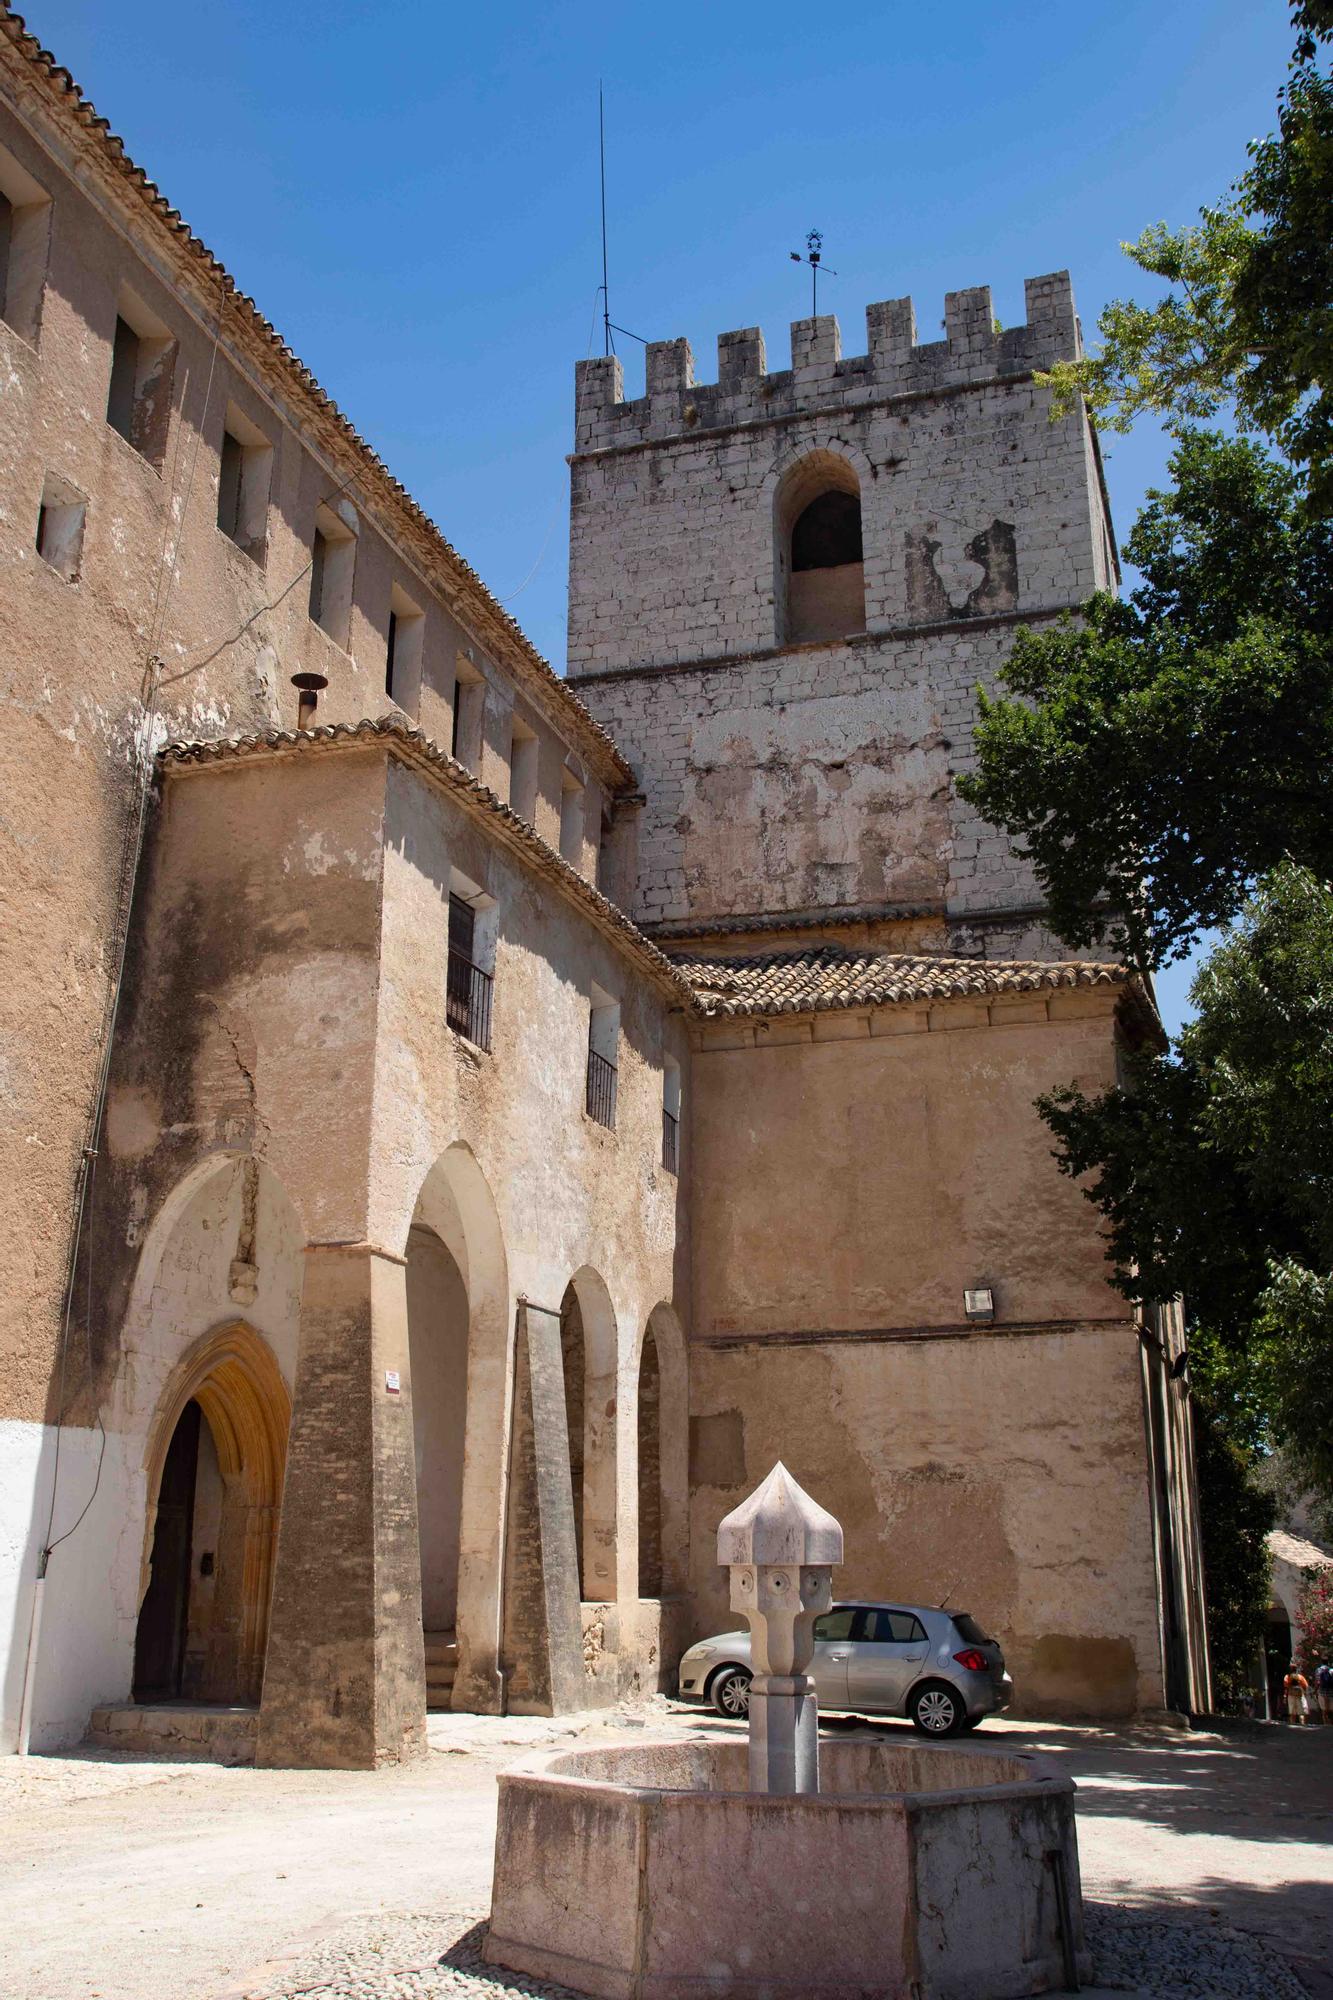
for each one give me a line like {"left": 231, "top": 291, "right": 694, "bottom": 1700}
{"left": 717, "top": 1462, "right": 844, "bottom": 1568}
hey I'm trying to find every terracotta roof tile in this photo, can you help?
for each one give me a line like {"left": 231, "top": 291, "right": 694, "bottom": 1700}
{"left": 1267, "top": 1528, "right": 1332, "bottom": 1574}
{"left": 676, "top": 942, "right": 1138, "bottom": 1018}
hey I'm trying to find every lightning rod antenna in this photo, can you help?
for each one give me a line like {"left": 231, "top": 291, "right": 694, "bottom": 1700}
{"left": 599, "top": 82, "right": 611, "bottom": 357}
{"left": 594, "top": 89, "right": 645, "bottom": 354}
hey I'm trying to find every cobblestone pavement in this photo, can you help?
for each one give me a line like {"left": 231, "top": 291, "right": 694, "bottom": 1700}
{"left": 1, "top": 1706, "right": 1329, "bottom": 2000}
{"left": 232, "top": 1903, "right": 1313, "bottom": 2000}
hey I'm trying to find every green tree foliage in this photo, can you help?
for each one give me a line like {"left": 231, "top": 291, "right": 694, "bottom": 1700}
{"left": 1192, "top": 1409, "right": 1277, "bottom": 1707}
{"left": 1040, "top": 865, "right": 1333, "bottom": 1501}
{"left": 961, "top": 434, "right": 1333, "bottom": 966}
{"left": 1295, "top": 1562, "right": 1333, "bottom": 1675}
{"left": 960, "top": 5, "right": 1333, "bottom": 967}
{"left": 956, "top": 2, "right": 1333, "bottom": 1699}
{"left": 1041, "top": 4, "right": 1333, "bottom": 509}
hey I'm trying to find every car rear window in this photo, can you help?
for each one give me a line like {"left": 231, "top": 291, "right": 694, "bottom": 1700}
{"left": 952, "top": 1614, "right": 993, "bottom": 1645}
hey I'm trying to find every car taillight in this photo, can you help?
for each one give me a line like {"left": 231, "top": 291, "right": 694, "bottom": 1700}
{"left": 953, "top": 1649, "right": 988, "bottom": 1673}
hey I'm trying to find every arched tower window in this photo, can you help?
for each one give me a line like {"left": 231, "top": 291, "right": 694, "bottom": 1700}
{"left": 777, "top": 452, "right": 866, "bottom": 645}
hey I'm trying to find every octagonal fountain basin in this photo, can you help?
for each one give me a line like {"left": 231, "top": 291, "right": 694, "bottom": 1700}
{"left": 484, "top": 1736, "right": 1090, "bottom": 2000}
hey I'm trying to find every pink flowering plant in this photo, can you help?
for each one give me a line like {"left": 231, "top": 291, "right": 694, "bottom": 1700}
{"left": 1295, "top": 1564, "right": 1333, "bottom": 1676}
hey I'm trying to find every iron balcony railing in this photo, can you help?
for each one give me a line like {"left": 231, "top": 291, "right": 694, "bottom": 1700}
{"left": 586, "top": 1047, "right": 618, "bottom": 1129}
{"left": 662, "top": 1107, "right": 679, "bottom": 1173}
{"left": 446, "top": 948, "right": 493, "bottom": 1051}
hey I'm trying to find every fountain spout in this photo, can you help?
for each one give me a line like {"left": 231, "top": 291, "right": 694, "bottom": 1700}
{"left": 717, "top": 1462, "right": 843, "bottom": 1795}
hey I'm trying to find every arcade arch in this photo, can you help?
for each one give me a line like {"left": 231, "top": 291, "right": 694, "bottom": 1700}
{"left": 639, "top": 1304, "right": 689, "bottom": 1600}
{"left": 558, "top": 1267, "right": 619, "bottom": 1602}
{"left": 405, "top": 1143, "right": 509, "bottom": 1711}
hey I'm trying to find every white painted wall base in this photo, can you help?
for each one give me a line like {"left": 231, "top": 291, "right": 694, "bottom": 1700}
{"left": 1, "top": 1417, "right": 139, "bottom": 1751}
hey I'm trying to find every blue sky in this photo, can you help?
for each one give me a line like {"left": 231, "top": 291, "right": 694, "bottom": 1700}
{"left": 36, "top": 0, "right": 1290, "bottom": 1030}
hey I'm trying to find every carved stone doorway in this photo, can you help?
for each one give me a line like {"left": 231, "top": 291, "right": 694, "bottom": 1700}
{"left": 134, "top": 1324, "right": 290, "bottom": 1706}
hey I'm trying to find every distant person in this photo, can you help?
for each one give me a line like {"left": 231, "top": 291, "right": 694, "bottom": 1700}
{"left": 1284, "top": 1663, "right": 1310, "bottom": 1724}
{"left": 1316, "top": 1660, "right": 1333, "bottom": 1725}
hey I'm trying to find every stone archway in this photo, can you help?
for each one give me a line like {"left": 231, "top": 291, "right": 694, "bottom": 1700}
{"left": 135, "top": 1322, "right": 290, "bottom": 1705}
{"left": 407, "top": 1143, "right": 509, "bottom": 1713}
{"left": 559, "top": 1267, "right": 619, "bottom": 1604}
{"left": 641, "top": 1303, "right": 689, "bottom": 1598}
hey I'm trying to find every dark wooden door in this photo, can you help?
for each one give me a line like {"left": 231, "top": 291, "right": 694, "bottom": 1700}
{"left": 132, "top": 1399, "right": 201, "bottom": 1701}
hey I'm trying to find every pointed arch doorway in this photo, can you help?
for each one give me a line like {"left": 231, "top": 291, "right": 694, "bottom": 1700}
{"left": 133, "top": 1323, "right": 290, "bottom": 1706}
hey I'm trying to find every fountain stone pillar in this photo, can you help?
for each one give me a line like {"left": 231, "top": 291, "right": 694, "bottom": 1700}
{"left": 717, "top": 1461, "right": 844, "bottom": 1795}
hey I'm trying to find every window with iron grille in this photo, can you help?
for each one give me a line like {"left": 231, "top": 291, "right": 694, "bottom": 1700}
{"left": 446, "top": 893, "right": 492, "bottom": 1050}
{"left": 662, "top": 1055, "right": 681, "bottom": 1172}
{"left": 586, "top": 988, "right": 619, "bottom": 1129}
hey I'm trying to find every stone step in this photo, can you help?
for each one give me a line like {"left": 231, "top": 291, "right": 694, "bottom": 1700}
{"left": 423, "top": 1632, "right": 459, "bottom": 1666}
{"left": 85, "top": 1701, "right": 258, "bottom": 1764}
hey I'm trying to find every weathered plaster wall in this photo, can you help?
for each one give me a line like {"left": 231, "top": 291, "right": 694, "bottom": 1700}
{"left": 689, "top": 1330, "right": 1162, "bottom": 1718}
{"left": 14, "top": 735, "right": 691, "bottom": 1749}
{"left": 685, "top": 989, "right": 1166, "bottom": 1716}
{"left": 373, "top": 748, "right": 692, "bottom": 1710}
{"left": 580, "top": 625, "right": 1081, "bottom": 943}
{"left": 0, "top": 62, "right": 620, "bottom": 1449}
{"left": 691, "top": 989, "right": 1124, "bottom": 1337}
{"left": 566, "top": 281, "right": 1115, "bottom": 939}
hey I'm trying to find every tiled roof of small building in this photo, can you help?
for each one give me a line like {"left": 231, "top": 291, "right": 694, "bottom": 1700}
{"left": 676, "top": 943, "right": 1137, "bottom": 1018}
{"left": 1267, "top": 1527, "right": 1332, "bottom": 1576}
{"left": 0, "top": 7, "right": 631, "bottom": 788}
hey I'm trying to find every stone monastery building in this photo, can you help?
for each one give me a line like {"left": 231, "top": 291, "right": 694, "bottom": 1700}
{"left": 0, "top": 10, "right": 1210, "bottom": 1764}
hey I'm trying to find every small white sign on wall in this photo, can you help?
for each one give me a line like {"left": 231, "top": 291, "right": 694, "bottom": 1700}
{"left": 384, "top": 1370, "right": 401, "bottom": 1395}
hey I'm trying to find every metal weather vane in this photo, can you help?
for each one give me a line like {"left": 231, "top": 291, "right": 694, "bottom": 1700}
{"left": 790, "top": 229, "right": 837, "bottom": 317}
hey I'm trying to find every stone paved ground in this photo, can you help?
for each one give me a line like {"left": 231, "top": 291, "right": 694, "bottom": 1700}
{"left": 1, "top": 1706, "right": 1329, "bottom": 2000}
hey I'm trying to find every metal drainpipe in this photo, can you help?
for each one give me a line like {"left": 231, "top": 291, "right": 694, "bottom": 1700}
{"left": 496, "top": 1296, "right": 564, "bottom": 1718}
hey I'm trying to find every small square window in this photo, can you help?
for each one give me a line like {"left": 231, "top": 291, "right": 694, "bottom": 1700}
{"left": 105, "top": 289, "right": 177, "bottom": 468}
{"left": 451, "top": 658, "right": 486, "bottom": 769}
{"left": 308, "top": 500, "right": 358, "bottom": 649}
{"left": 508, "top": 717, "right": 539, "bottom": 823}
{"left": 560, "top": 768, "right": 586, "bottom": 867}
{"left": 35, "top": 472, "right": 86, "bottom": 582}
{"left": 217, "top": 403, "right": 272, "bottom": 564}
{"left": 0, "top": 146, "right": 52, "bottom": 345}
{"left": 386, "top": 584, "right": 424, "bottom": 711}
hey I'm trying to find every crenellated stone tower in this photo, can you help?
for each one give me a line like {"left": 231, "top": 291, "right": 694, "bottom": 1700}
{"left": 566, "top": 273, "right": 1117, "bottom": 957}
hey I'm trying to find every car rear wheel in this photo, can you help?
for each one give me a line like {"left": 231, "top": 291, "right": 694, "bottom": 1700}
{"left": 909, "top": 1681, "right": 966, "bottom": 1736}
{"left": 710, "top": 1666, "right": 752, "bottom": 1719}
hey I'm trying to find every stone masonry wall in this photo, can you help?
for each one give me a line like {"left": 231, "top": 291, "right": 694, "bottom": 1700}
{"left": 567, "top": 275, "right": 1117, "bottom": 941}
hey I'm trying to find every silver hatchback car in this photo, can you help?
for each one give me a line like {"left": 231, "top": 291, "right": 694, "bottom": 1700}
{"left": 677, "top": 1601, "right": 1012, "bottom": 1736}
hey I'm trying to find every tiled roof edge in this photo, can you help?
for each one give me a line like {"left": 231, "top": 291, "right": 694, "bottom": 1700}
{"left": 687, "top": 963, "right": 1133, "bottom": 1018}
{"left": 680, "top": 948, "right": 1158, "bottom": 1031}
{"left": 157, "top": 716, "right": 687, "bottom": 1002}
{"left": 0, "top": 7, "right": 632, "bottom": 790}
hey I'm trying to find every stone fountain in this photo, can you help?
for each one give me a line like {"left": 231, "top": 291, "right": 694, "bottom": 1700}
{"left": 484, "top": 1463, "right": 1090, "bottom": 1999}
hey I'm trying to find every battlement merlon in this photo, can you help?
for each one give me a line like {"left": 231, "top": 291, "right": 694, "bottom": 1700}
{"left": 573, "top": 272, "right": 1081, "bottom": 450}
